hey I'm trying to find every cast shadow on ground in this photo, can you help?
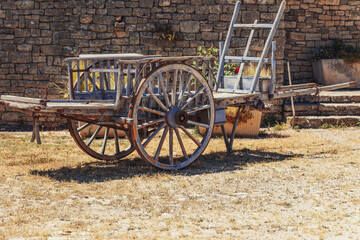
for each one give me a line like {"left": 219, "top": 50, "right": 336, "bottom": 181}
{"left": 31, "top": 148, "right": 301, "bottom": 183}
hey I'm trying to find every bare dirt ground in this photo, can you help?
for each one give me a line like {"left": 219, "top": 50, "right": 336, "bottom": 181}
{"left": 0, "top": 127, "right": 359, "bottom": 239}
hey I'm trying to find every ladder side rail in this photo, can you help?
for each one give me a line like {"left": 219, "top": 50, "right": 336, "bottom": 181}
{"left": 215, "top": 1, "right": 241, "bottom": 91}
{"left": 268, "top": 41, "right": 277, "bottom": 96}
{"left": 234, "top": 20, "right": 258, "bottom": 91}
{"left": 217, "top": 42, "right": 224, "bottom": 90}
{"left": 250, "top": 0, "right": 286, "bottom": 93}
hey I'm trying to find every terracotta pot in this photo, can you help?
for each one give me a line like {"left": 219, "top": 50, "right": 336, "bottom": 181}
{"left": 199, "top": 109, "right": 262, "bottom": 137}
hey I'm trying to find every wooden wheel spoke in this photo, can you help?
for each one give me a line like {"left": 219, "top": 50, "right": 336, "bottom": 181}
{"left": 113, "top": 128, "right": 120, "bottom": 154}
{"left": 158, "top": 74, "right": 171, "bottom": 108}
{"left": 180, "top": 86, "right": 205, "bottom": 110}
{"left": 175, "top": 128, "right": 188, "bottom": 160}
{"left": 142, "top": 122, "right": 166, "bottom": 147}
{"left": 77, "top": 122, "right": 91, "bottom": 132}
{"left": 187, "top": 120, "right": 209, "bottom": 129}
{"left": 169, "top": 128, "right": 174, "bottom": 164}
{"left": 172, "top": 70, "right": 177, "bottom": 106}
{"left": 101, "top": 127, "right": 109, "bottom": 155}
{"left": 179, "top": 125, "right": 201, "bottom": 147}
{"left": 186, "top": 105, "right": 211, "bottom": 114}
{"left": 138, "top": 118, "right": 165, "bottom": 129}
{"left": 177, "top": 73, "right": 193, "bottom": 107}
{"left": 86, "top": 126, "right": 102, "bottom": 146}
{"left": 154, "top": 126, "right": 169, "bottom": 161}
{"left": 146, "top": 86, "right": 167, "bottom": 112}
{"left": 138, "top": 106, "right": 165, "bottom": 116}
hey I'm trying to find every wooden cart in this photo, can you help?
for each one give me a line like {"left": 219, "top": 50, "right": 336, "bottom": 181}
{"left": 0, "top": 1, "right": 355, "bottom": 170}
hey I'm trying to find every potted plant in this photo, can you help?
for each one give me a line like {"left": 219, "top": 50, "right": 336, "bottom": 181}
{"left": 310, "top": 39, "right": 360, "bottom": 88}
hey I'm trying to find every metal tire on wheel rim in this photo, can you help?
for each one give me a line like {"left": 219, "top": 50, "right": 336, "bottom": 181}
{"left": 68, "top": 120, "right": 135, "bottom": 161}
{"left": 130, "top": 63, "right": 215, "bottom": 170}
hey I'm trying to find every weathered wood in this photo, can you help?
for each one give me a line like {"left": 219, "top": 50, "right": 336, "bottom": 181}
{"left": 233, "top": 23, "right": 273, "bottom": 28}
{"left": 1, "top": 95, "right": 44, "bottom": 104}
{"left": 30, "top": 117, "right": 41, "bottom": 145}
{"left": 46, "top": 101, "right": 116, "bottom": 109}
{"left": 224, "top": 56, "right": 270, "bottom": 63}
{"left": 276, "top": 83, "right": 317, "bottom": 91}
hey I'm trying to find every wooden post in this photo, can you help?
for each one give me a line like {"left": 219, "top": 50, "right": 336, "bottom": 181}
{"left": 287, "top": 61, "right": 296, "bottom": 128}
{"left": 30, "top": 116, "right": 41, "bottom": 145}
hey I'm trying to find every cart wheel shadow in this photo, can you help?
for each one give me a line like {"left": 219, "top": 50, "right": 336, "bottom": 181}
{"left": 31, "top": 149, "right": 300, "bottom": 183}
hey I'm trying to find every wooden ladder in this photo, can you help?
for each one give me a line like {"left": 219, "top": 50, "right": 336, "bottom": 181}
{"left": 215, "top": 0, "right": 286, "bottom": 94}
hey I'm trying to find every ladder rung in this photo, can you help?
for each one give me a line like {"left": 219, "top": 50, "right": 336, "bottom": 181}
{"left": 224, "top": 56, "right": 270, "bottom": 63}
{"left": 233, "top": 23, "right": 273, "bottom": 28}
{"left": 89, "top": 68, "right": 120, "bottom": 73}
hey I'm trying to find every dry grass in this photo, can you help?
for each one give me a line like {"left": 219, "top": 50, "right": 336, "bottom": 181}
{"left": 0, "top": 128, "right": 359, "bottom": 239}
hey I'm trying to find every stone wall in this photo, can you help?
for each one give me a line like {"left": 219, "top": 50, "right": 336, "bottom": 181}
{"left": 285, "top": 0, "right": 360, "bottom": 84}
{"left": 0, "top": 0, "right": 359, "bottom": 127}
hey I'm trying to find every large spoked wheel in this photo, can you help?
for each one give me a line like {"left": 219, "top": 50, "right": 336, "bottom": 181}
{"left": 130, "top": 63, "right": 215, "bottom": 170}
{"left": 68, "top": 120, "right": 135, "bottom": 161}
{"left": 67, "top": 61, "right": 135, "bottom": 161}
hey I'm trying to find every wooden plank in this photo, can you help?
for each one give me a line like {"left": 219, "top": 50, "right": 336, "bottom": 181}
{"left": 213, "top": 92, "right": 261, "bottom": 101}
{"left": 46, "top": 102, "right": 116, "bottom": 109}
{"left": 4, "top": 101, "right": 41, "bottom": 110}
{"left": 1, "top": 95, "right": 44, "bottom": 104}
{"left": 276, "top": 83, "right": 317, "bottom": 91}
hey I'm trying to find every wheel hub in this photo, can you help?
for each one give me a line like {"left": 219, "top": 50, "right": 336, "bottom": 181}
{"left": 166, "top": 107, "right": 189, "bottom": 128}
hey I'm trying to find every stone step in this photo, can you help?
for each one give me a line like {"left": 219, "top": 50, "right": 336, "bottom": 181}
{"left": 284, "top": 102, "right": 360, "bottom": 117}
{"left": 285, "top": 90, "right": 360, "bottom": 103}
{"left": 286, "top": 116, "right": 360, "bottom": 128}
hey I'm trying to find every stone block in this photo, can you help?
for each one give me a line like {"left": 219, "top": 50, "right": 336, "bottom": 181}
{"left": 9, "top": 53, "right": 32, "bottom": 63}
{"left": 289, "top": 32, "right": 305, "bottom": 40}
{"left": 93, "top": 15, "right": 115, "bottom": 24}
{"left": 80, "top": 15, "right": 93, "bottom": 24}
{"left": 133, "top": 8, "right": 151, "bottom": 18}
{"left": 4, "top": 20, "right": 19, "bottom": 29}
{"left": 180, "top": 21, "right": 200, "bottom": 33}
{"left": 0, "top": 34, "right": 14, "bottom": 40}
{"left": 40, "top": 45, "right": 63, "bottom": 55}
{"left": 0, "top": 80, "right": 10, "bottom": 87}
{"left": 130, "top": 32, "right": 140, "bottom": 45}
{"left": 242, "top": 11, "right": 260, "bottom": 23}
{"left": 40, "top": 66, "right": 62, "bottom": 75}
{"left": 45, "top": 9, "right": 65, "bottom": 16}
{"left": 1, "top": 112, "right": 20, "bottom": 122}
{"left": 139, "top": 0, "right": 154, "bottom": 8}
{"left": 306, "top": 33, "right": 321, "bottom": 40}
{"left": 201, "top": 32, "right": 218, "bottom": 41}
{"left": 318, "top": 0, "right": 340, "bottom": 5}
{"left": 70, "top": 31, "right": 97, "bottom": 40}
{"left": 159, "top": 0, "right": 171, "bottom": 6}
{"left": 26, "top": 37, "right": 52, "bottom": 45}
{"left": 89, "top": 24, "right": 107, "bottom": 32}
{"left": 209, "top": 5, "right": 222, "bottom": 14}
{"left": 349, "top": 10, "right": 360, "bottom": 20}
{"left": 108, "top": 8, "right": 133, "bottom": 16}
{"left": 177, "top": 5, "right": 195, "bottom": 13}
